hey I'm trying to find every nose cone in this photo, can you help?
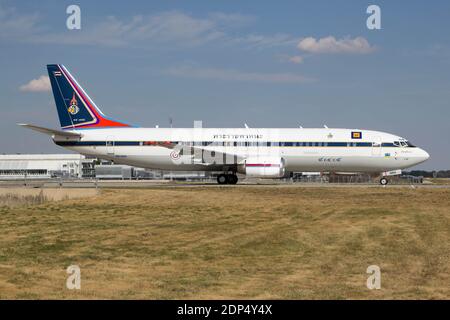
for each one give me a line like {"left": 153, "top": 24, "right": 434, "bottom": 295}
{"left": 417, "top": 148, "right": 430, "bottom": 164}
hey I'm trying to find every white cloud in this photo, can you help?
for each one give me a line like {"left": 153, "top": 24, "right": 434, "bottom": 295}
{"left": 165, "top": 66, "right": 314, "bottom": 84}
{"left": 0, "top": 4, "right": 41, "bottom": 40}
{"left": 0, "top": 3, "right": 297, "bottom": 50}
{"left": 277, "top": 54, "right": 304, "bottom": 65}
{"left": 207, "top": 12, "right": 256, "bottom": 27}
{"left": 36, "top": 12, "right": 225, "bottom": 47}
{"left": 20, "top": 75, "right": 51, "bottom": 92}
{"left": 297, "top": 36, "right": 375, "bottom": 54}
{"left": 288, "top": 56, "right": 304, "bottom": 64}
{"left": 38, "top": 12, "right": 296, "bottom": 49}
{"left": 233, "top": 33, "right": 299, "bottom": 49}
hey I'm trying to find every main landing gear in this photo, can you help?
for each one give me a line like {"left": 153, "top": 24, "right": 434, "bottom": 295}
{"left": 217, "top": 174, "right": 238, "bottom": 185}
{"left": 379, "top": 177, "right": 389, "bottom": 185}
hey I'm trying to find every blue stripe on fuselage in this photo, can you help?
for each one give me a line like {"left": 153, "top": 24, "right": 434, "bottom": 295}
{"left": 54, "top": 141, "right": 399, "bottom": 147}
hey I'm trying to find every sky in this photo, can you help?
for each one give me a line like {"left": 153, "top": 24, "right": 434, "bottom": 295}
{"left": 1, "top": 0, "right": 449, "bottom": 170}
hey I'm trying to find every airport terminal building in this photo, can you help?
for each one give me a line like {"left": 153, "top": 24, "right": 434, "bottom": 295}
{"left": 0, "top": 154, "right": 208, "bottom": 181}
{"left": 0, "top": 154, "right": 95, "bottom": 180}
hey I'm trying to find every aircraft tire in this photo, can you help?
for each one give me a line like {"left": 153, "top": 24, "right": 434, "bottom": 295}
{"left": 227, "top": 174, "right": 238, "bottom": 185}
{"left": 217, "top": 174, "right": 228, "bottom": 185}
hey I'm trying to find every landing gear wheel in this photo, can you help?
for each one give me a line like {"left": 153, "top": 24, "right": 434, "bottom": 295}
{"left": 217, "top": 174, "right": 227, "bottom": 185}
{"left": 226, "top": 174, "right": 238, "bottom": 185}
{"left": 380, "top": 177, "right": 389, "bottom": 185}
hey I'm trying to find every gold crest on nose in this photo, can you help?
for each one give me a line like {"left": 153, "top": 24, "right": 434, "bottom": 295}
{"left": 351, "top": 131, "right": 362, "bottom": 139}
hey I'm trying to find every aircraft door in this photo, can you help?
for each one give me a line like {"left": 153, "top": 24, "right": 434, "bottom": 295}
{"left": 372, "top": 136, "right": 382, "bottom": 156}
{"left": 106, "top": 136, "right": 115, "bottom": 155}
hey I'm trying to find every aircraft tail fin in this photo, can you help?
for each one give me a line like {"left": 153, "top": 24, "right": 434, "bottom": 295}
{"left": 46, "top": 64, "right": 131, "bottom": 129}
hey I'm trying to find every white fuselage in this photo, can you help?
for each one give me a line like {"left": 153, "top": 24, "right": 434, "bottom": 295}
{"left": 54, "top": 127, "right": 429, "bottom": 173}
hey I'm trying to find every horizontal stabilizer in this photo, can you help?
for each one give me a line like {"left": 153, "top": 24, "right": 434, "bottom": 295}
{"left": 17, "top": 123, "right": 82, "bottom": 138}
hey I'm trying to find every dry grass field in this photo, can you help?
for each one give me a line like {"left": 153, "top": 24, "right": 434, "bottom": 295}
{"left": 0, "top": 188, "right": 98, "bottom": 205}
{"left": 0, "top": 186, "right": 449, "bottom": 299}
{"left": 427, "top": 178, "right": 450, "bottom": 185}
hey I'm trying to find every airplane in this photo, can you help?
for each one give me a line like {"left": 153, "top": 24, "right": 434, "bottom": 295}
{"left": 19, "top": 64, "right": 429, "bottom": 185}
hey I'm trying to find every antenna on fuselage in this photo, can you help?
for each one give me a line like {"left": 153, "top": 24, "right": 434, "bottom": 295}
{"left": 244, "top": 123, "right": 249, "bottom": 129}
{"left": 324, "top": 125, "right": 328, "bottom": 129}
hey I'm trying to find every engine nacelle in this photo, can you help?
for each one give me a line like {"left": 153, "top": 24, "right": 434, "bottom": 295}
{"left": 238, "top": 157, "right": 285, "bottom": 178}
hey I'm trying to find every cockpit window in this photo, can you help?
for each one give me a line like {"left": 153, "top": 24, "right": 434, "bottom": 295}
{"left": 393, "top": 140, "right": 415, "bottom": 147}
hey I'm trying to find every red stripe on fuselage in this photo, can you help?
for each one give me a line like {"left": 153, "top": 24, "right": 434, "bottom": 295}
{"left": 246, "top": 164, "right": 281, "bottom": 167}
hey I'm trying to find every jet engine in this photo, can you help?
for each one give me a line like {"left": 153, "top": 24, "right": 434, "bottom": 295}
{"left": 238, "top": 157, "right": 285, "bottom": 178}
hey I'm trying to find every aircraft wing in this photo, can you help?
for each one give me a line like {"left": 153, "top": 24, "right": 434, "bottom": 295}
{"left": 17, "top": 123, "right": 82, "bottom": 138}
{"left": 154, "top": 141, "right": 244, "bottom": 166}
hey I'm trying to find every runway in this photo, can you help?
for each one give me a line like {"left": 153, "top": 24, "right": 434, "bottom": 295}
{"left": 0, "top": 179, "right": 448, "bottom": 189}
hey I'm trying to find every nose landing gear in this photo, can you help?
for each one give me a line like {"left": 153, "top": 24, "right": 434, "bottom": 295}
{"left": 217, "top": 173, "right": 238, "bottom": 185}
{"left": 380, "top": 177, "right": 389, "bottom": 185}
